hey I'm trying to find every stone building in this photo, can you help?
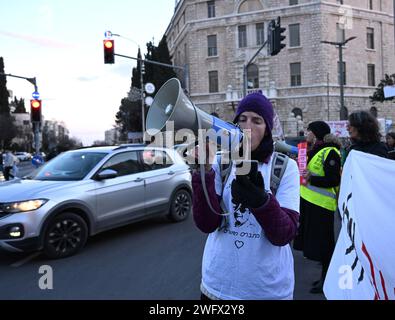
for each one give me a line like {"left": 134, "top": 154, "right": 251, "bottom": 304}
{"left": 165, "top": 0, "right": 395, "bottom": 135}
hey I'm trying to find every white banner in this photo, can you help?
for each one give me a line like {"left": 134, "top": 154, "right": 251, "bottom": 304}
{"left": 324, "top": 151, "right": 395, "bottom": 300}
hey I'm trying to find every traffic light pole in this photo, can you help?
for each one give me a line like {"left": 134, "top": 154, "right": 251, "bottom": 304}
{"left": 243, "top": 40, "right": 268, "bottom": 97}
{"left": 0, "top": 73, "right": 41, "bottom": 155}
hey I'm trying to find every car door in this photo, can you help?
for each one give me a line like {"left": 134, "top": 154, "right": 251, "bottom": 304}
{"left": 141, "top": 149, "right": 177, "bottom": 215}
{"left": 94, "top": 151, "right": 145, "bottom": 228}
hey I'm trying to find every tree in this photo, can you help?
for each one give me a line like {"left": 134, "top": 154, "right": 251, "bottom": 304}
{"left": 0, "top": 114, "right": 17, "bottom": 149}
{"left": 0, "top": 57, "right": 17, "bottom": 149}
{"left": 0, "top": 57, "right": 10, "bottom": 115}
{"left": 13, "top": 97, "right": 26, "bottom": 113}
{"left": 115, "top": 97, "right": 142, "bottom": 140}
{"left": 144, "top": 35, "right": 177, "bottom": 91}
{"left": 370, "top": 73, "right": 395, "bottom": 103}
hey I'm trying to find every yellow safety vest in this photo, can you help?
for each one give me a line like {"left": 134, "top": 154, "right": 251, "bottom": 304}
{"left": 300, "top": 147, "right": 341, "bottom": 211}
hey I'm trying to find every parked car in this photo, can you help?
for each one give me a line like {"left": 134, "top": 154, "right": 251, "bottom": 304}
{"left": 15, "top": 152, "right": 32, "bottom": 161}
{"left": 0, "top": 144, "right": 192, "bottom": 259}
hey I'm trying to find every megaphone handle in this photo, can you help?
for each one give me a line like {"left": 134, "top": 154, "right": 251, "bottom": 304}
{"left": 193, "top": 103, "right": 229, "bottom": 217}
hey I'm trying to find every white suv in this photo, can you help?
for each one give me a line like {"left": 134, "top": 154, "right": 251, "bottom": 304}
{"left": 0, "top": 144, "right": 192, "bottom": 259}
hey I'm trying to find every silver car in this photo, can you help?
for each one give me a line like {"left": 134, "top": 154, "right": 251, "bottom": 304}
{"left": 0, "top": 144, "right": 192, "bottom": 259}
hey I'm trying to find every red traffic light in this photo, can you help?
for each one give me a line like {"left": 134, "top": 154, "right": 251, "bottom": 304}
{"left": 31, "top": 100, "right": 41, "bottom": 109}
{"left": 103, "top": 39, "right": 115, "bottom": 64}
{"left": 30, "top": 99, "right": 42, "bottom": 122}
{"left": 104, "top": 40, "right": 113, "bottom": 49}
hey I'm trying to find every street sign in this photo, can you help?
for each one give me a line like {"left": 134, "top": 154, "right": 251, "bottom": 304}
{"left": 32, "top": 91, "right": 40, "bottom": 99}
{"left": 104, "top": 30, "right": 112, "bottom": 39}
{"left": 145, "top": 96, "right": 154, "bottom": 106}
{"left": 32, "top": 154, "right": 44, "bottom": 167}
{"left": 145, "top": 83, "right": 155, "bottom": 94}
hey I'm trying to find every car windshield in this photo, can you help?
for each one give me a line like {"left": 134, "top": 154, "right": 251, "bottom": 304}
{"left": 31, "top": 151, "right": 108, "bottom": 181}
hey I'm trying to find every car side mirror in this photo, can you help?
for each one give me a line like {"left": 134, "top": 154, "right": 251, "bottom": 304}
{"left": 95, "top": 169, "right": 118, "bottom": 181}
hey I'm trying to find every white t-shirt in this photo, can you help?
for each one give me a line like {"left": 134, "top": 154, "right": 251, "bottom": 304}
{"left": 201, "top": 154, "right": 300, "bottom": 300}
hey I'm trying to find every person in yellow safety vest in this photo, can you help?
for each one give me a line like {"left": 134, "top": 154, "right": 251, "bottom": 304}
{"left": 293, "top": 121, "right": 342, "bottom": 294}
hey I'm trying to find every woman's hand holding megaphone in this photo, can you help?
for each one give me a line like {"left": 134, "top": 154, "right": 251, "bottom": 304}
{"left": 192, "top": 141, "right": 217, "bottom": 172}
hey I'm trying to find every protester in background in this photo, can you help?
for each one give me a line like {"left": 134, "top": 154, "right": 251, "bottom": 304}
{"left": 3, "top": 150, "right": 18, "bottom": 181}
{"left": 293, "top": 121, "right": 342, "bottom": 294}
{"left": 346, "top": 111, "right": 388, "bottom": 159}
{"left": 385, "top": 132, "right": 395, "bottom": 160}
{"left": 192, "top": 92, "right": 300, "bottom": 300}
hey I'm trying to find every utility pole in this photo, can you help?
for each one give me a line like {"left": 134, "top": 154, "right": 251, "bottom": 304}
{"left": 321, "top": 36, "right": 357, "bottom": 120}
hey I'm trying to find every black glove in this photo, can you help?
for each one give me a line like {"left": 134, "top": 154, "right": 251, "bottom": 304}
{"left": 231, "top": 171, "right": 268, "bottom": 209}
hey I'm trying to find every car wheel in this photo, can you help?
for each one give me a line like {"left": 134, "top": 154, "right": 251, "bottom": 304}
{"left": 43, "top": 212, "right": 88, "bottom": 259}
{"left": 168, "top": 189, "right": 191, "bottom": 222}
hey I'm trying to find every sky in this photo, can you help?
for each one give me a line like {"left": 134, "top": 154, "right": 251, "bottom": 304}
{"left": 1, "top": 0, "right": 176, "bottom": 145}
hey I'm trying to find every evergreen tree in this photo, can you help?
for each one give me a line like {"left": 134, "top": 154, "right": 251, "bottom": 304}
{"left": 370, "top": 73, "right": 395, "bottom": 103}
{"left": 144, "top": 36, "right": 177, "bottom": 92}
{"left": 13, "top": 97, "right": 27, "bottom": 113}
{"left": 0, "top": 57, "right": 10, "bottom": 115}
{"left": 0, "top": 57, "right": 16, "bottom": 148}
{"left": 115, "top": 97, "right": 142, "bottom": 139}
{"left": 114, "top": 48, "right": 145, "bottom": 138}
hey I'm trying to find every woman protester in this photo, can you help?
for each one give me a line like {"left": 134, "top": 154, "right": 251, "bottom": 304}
{"left": 192, "top": 92, "right": 300, "bottom": 300}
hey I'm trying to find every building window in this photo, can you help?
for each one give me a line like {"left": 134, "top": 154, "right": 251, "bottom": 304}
{"left": 289, "top": 24, "right": 300, "bottom": 47}
{"left": 337, "top": 0, "right": 344, "bottom": 4}
{"left": 292, "top": 108, "right": 303, "bottom": 120}
{"left": 367, "top": 64, "right": 375, "bottom": 86}
{"left": 289, "top": 0, "right": 298, "bottom": 5}
{"left": 207, "top": 35, "right": 217, "bottom": 56}
{"left": 337, "top": 61, "right": 347, "bottom": 85}
{"left": 209, "top": 71, "right": 219, "bottom": 93}
{"left": 367, "top": 28, "right": 374, "bottom": 49}
{"left": 290, "top": 62, "right": 301, "bottom": 86}
{"left": 336, "top": 23, "right": 345, "bottom": 43}
{"left": 238, "top": 25, "right": 247, "bottom": 48}
{"left": 369, "top": 0, "right": 373, "bottom": 10}
{"left": 256, "top": 23, "right": 264, "bottom": 46}
{"left": 207, "top": 1, "right": 215, "bottom": 18}
{"left": 247, "top": 64, "right": 259, "bottom": 89}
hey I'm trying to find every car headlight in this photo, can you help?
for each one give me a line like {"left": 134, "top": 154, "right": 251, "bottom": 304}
{"left": 0, "top": 199, "right": 48, "bottom": 213}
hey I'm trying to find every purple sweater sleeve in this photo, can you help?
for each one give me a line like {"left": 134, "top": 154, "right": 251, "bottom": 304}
{"left": 192, "top": 170, "right": 223, "bottom": 233}
{"left": 251, "top": 195, "right": 299, "bottom": 246}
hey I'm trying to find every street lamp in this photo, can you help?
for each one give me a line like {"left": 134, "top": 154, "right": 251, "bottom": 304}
{"left": 321, "top": 36, "right": 357, "bottom": 120}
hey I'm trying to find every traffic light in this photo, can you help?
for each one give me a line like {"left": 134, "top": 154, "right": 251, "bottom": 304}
{"left": 267, "top": 19, "right": 276, "bottom": 56}
{"left": 30, "top": 99, "right": 42, "bottom": 122}
{"left": 103, "top": 39, "right": 115, "bottom": 64}
{"left": 274, "top": 18, "right": 286, "bottom": 55}
{"left": 268, "top": 17, "right": 286, "bottom": 56}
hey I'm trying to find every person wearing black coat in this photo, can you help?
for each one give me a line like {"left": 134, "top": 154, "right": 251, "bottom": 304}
{"left": 293, "top": 121, "right": 342, "bottom": 294}
{"left": 347, "top": 111, "right": 388, "bottom": 159}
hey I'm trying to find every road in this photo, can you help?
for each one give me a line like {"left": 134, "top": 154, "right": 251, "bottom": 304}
{"left": 0, "top": 161, "right": 325, "bottom": 300}
{"left": 0, "top": 215, "right": 324, "bottom": 300}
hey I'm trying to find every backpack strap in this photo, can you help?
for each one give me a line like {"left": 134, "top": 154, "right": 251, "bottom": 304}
{"left": 270, "top": 152, "right": 289, "bottom": 196}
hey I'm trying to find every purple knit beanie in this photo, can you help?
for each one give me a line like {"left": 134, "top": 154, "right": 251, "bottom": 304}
{"left": 234, "top": 92, "right": 274, "bottom": 133}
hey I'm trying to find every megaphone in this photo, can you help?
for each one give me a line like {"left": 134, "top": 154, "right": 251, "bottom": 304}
{"left": 146, "top": 78, "right": 242, "bottom": 150}
{"left": 274, "top": 140, "right": 298, "bottom": 155}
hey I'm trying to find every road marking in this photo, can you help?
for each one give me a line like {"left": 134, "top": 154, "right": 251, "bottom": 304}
{"left": 10, "top": 252, "right": 41, "bottom": 268}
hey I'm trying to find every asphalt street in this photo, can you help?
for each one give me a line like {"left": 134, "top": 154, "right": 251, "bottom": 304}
{"left": 0, "top": 161, "right": 325, "bottom": 300}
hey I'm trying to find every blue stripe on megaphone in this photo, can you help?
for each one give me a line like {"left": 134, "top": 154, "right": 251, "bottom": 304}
{"left": 211, "top": 116, "right": 243, "bottom": 151}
